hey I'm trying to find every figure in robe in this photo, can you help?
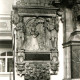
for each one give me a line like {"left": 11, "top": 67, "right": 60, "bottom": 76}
{"left": 23, "top": 18, "right": 40, "bottom": 51}
{"left": 45, "top": 17, "right": 59, "bottom": 50}
{"left": 35, "top": 20, "right": 46, "bottom": 51}
{"left": 16, "top": 17, "right": 25, "bottom": 50}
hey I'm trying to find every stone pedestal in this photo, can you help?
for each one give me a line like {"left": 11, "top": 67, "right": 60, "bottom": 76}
{"left": 63, "top": 30, "right": 80, "bottom": 80}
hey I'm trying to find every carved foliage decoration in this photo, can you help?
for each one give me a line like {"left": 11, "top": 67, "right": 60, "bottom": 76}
{"left": 25, "top": 62, "right": 50, "bottom": 80}
{"left": 12, "top": 10, "right": 59, "bottom": 51}
{"left": 12, "top": 12, "right": 25, "bottom": 49}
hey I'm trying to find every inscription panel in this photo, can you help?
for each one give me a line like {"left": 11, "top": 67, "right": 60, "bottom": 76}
{"left": 25, "top": 53, "right": 50, "bottom": 60}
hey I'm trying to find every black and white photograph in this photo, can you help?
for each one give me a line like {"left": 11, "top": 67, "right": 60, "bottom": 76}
{"left": 0, "top": 0, "right": 80, "bottom": 80}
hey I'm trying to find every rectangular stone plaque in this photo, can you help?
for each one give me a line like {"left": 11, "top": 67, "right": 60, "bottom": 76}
{"left": 25, "top": 53, "right": 50, "bottom": 60}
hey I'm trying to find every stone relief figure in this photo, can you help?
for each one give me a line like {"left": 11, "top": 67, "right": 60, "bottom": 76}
{"left": 12, "top": 13, "right": 25, "bottom": 50}
{"left": 16, "top": 17, "right": 25, "bottom": 50}
{"left": 35, "top": 18, "right": 46, "bottom": 50}
{"left": 22, "top": 16, "right": 59, "bottom": 51}
{"left": 17, "top": 49, "right": 25, "bottom": 63}
{"left": 45, "top": 17, "right": 59, "bottom": 50}
{"left": 23, "top": 18, "right": 40, "bottom": 51}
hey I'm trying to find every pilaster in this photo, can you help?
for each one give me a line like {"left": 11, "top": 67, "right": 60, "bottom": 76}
{"left": 63, "top": 3, "right": 80, "bottom": 78}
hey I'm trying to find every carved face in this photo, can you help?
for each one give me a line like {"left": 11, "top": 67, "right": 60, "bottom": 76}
{"left": 12, "top": 14, "right": 20, "bottom": 24}
{"left": 46, "top": 18, "right": 55, "bottom": 31}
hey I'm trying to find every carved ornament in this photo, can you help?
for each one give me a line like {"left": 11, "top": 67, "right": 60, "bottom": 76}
{"left": 16, "top": 51, "right": 59, "bottom": 76}
{"left": 16, "top": 0, "right": 59, "bottom": 7}
{"left": 50, "top": 50, "right": 59, "bottom": 74}
{"left": 16, "top": 49, "right": 25, "bottom": 76}
{"left": 25, "top": 62, "right": 50, "bottom": 80}
{"left": 22, "top": 17, "right": 59, "bottom": 51}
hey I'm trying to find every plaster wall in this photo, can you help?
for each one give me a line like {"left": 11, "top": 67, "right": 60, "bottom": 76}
{"left": 0, "top": 0, "right": 14, "bottom": 14}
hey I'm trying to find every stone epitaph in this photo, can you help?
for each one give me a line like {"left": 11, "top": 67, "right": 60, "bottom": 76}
{"left": 12, "top": 0, "right": 60, "bottom": 80}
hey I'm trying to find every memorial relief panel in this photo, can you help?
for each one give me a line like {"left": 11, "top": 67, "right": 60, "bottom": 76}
{"left": 14, "top": 16, "right": 59, "bottom": 51}
{"left": 12, "top": 0, "right": 60, "bottom": 80}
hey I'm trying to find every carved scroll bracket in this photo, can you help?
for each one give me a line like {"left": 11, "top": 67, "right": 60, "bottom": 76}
{"left": 50, "top": 50, "right": 59, "bottom": 75}
{"left": 16, "top": 49, "right": 26, "bottom": 76}
{"left": 56, "top": 8, "right": 65, "bottom": 23}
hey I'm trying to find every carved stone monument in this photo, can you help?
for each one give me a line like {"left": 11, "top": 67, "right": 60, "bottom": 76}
{"left": 12, "top": 0, "right": 59, "bottom": 80}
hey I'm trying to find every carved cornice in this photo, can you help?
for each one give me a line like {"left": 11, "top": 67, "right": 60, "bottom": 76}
{"left": 14, "top": 0, "right": 61, "bottom": 8}
{"left": 13, "top": 0, "right": 80, "bottom": 10}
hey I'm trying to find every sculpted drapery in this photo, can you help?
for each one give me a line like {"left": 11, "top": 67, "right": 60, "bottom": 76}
{"left": 21, "top": 17, "right": 59, "bottom": 51}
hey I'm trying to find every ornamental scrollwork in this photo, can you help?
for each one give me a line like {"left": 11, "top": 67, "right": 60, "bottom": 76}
{"left": 25, "top": 62, "right": 50, "bottom": 80}
{"left": 16, "top": 49, "right": 25, "bottom": 76}
{"left": 50, "top": 50, "right": 59, "bottom": 74}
